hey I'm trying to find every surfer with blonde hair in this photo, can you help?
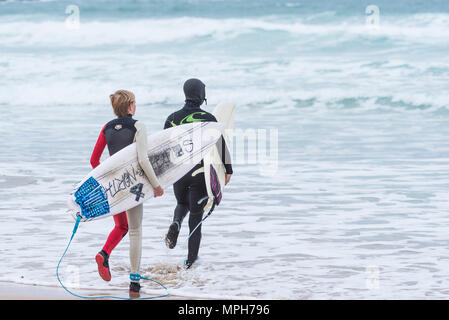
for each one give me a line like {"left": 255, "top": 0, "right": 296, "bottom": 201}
{"left": 90, "top": 89, "right": 164, "bottom": 298}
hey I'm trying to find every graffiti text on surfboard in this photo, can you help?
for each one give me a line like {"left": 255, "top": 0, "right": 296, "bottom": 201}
{"left": 102, "top": 164, "right": 144, "bottom": 199}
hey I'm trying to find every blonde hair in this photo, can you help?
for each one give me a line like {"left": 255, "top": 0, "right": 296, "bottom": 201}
{"left": 109, "top": 90, "right": 135, "bottom": 117}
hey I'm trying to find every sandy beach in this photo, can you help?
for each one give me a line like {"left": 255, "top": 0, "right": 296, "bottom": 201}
{"left": 0, "top": 282, "right": 192, "bottom": 300}
{"left": 0, "top": 282, "right": 76, "bottom": 300}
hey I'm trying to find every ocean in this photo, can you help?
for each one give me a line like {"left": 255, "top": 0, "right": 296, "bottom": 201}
{"left": 1, "top": 0, "right": 449, "bottom": 299}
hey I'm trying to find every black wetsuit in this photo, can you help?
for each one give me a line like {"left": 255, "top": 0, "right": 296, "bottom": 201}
{"left": 103, "top": 114, "right": 138, "bottom": 156}
{"left": 164, "top": 79, "right": 233, "bottom": 263}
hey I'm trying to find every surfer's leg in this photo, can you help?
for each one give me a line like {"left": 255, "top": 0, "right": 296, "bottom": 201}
{"left": 165, "top": 179, "right": 189, "bottom": 249}
{"left": 102, "top": 212, "right": 128, "bottom": 255}
{"left": 187, "top": 211, "right": 202, "bottom": 265}
{"left": 165, "top": 203, "right": 188, "bottom": 249}
{"left": 185, "top": 171, "right": 208, "bottom": 267}
{"left": 173, "top": 178, "right": 190, "bottom": 224}
{"left": 173, "top": 204, "right": 189, "bottom": 228}
{"left": 126, "top": 204, "right": 143, "bottom": 298}
{"left": 127, "top": 204, "right": 143, "bottom": 275}
{"left": 96, "top": 212, "right": 128, "bottom": 281}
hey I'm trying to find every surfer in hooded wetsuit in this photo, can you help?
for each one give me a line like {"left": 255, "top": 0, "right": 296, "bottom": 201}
{"left": 163, "top": 78, "right": 233, "bottom": 269}
{"left": 90, "top": 90, "right": 164, "bottom": 298}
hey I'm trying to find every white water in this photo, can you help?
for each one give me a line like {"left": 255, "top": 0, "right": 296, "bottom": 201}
{"left": 1, "top": 1, "right": 449, "bottom": 299}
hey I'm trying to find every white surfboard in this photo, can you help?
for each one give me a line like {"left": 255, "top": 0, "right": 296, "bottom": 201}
{"left": 68, "top": 122, "right": 224, "bottom": 222}
{"left": 203, "top": 102, "right": 236, "bottom": 212}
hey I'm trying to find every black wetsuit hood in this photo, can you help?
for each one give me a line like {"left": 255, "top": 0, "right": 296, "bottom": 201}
{"left": 183, "top": 78, "right": 206, "bottom": 107}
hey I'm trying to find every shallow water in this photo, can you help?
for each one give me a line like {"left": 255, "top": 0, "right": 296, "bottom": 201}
{"left": 1, "top": 0, "right": 449, "bottom": 299}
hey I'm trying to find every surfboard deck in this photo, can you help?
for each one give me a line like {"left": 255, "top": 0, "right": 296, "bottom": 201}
{"left": 203, "top": 102, "right": 236, "bottom": 212}
{"left": 68, "top": 122, "right": 224, "bottom": 222}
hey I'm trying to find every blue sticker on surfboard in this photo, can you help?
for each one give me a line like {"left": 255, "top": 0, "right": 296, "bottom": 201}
{"left": 74, "top": 177, "right": 110, "bottom": 219}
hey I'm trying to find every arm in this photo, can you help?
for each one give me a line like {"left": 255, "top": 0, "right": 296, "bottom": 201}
{"left": 207, "top": 113, "right": 233, "bottom": 183}
{"left": 90, "top": 124, "right": 107, "bottom": 169}
{"left": 134, "top": 121, "right": 161, "bottom": 189}
{"left": 209, "top": 114, "right": 233, "bottom": 175}
{"left": 218, "top": 135, "right": 233, "bottom": 175}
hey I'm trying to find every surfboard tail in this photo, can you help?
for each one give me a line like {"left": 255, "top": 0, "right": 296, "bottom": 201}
{"left": 74, "top": 176, "right": 110, "bottom": 220}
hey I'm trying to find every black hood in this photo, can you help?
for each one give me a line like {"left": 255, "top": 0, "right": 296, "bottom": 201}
{"left": 183, "top": 78, "right": 206, "bottom": 107}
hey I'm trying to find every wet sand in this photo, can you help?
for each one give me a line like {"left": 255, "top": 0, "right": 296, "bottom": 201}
{"left": 0, "top": 282, "right": 75, "bottom": 300}
{"left": 0, "top": 282, "right": 191, "bottom": 300}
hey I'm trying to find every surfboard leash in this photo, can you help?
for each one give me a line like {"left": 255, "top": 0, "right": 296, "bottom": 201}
{"left": 56, "top": 215, "right": 170, "bottom": 300}
{"left": 185, "top": 198, "right": 217, "bottom": 243}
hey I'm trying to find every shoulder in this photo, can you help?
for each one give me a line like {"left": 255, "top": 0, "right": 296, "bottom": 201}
{"left": 103, "top": 118, "right": 117, "bottom": 132}
{"left": 208, "top": 113, "right": 217, "bottom": 122}
{"left": 99, "top": 122, "right": 107, "bottom": 133}
{"left": 200, "top": 109, "right": 217, "bottom": 122}
{"left": 165, "top": 112, "right": 175, "bottom": 122}
{"left": 164, "top": 110, "right": 180, "bottom": 128}
{"left": 104, "top": 116, "right": 137, "bottom": 132}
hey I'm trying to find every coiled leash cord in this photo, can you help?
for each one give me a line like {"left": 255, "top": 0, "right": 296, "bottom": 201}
{"left": 56, "top": 216, "right": 169, "bottom": 300}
